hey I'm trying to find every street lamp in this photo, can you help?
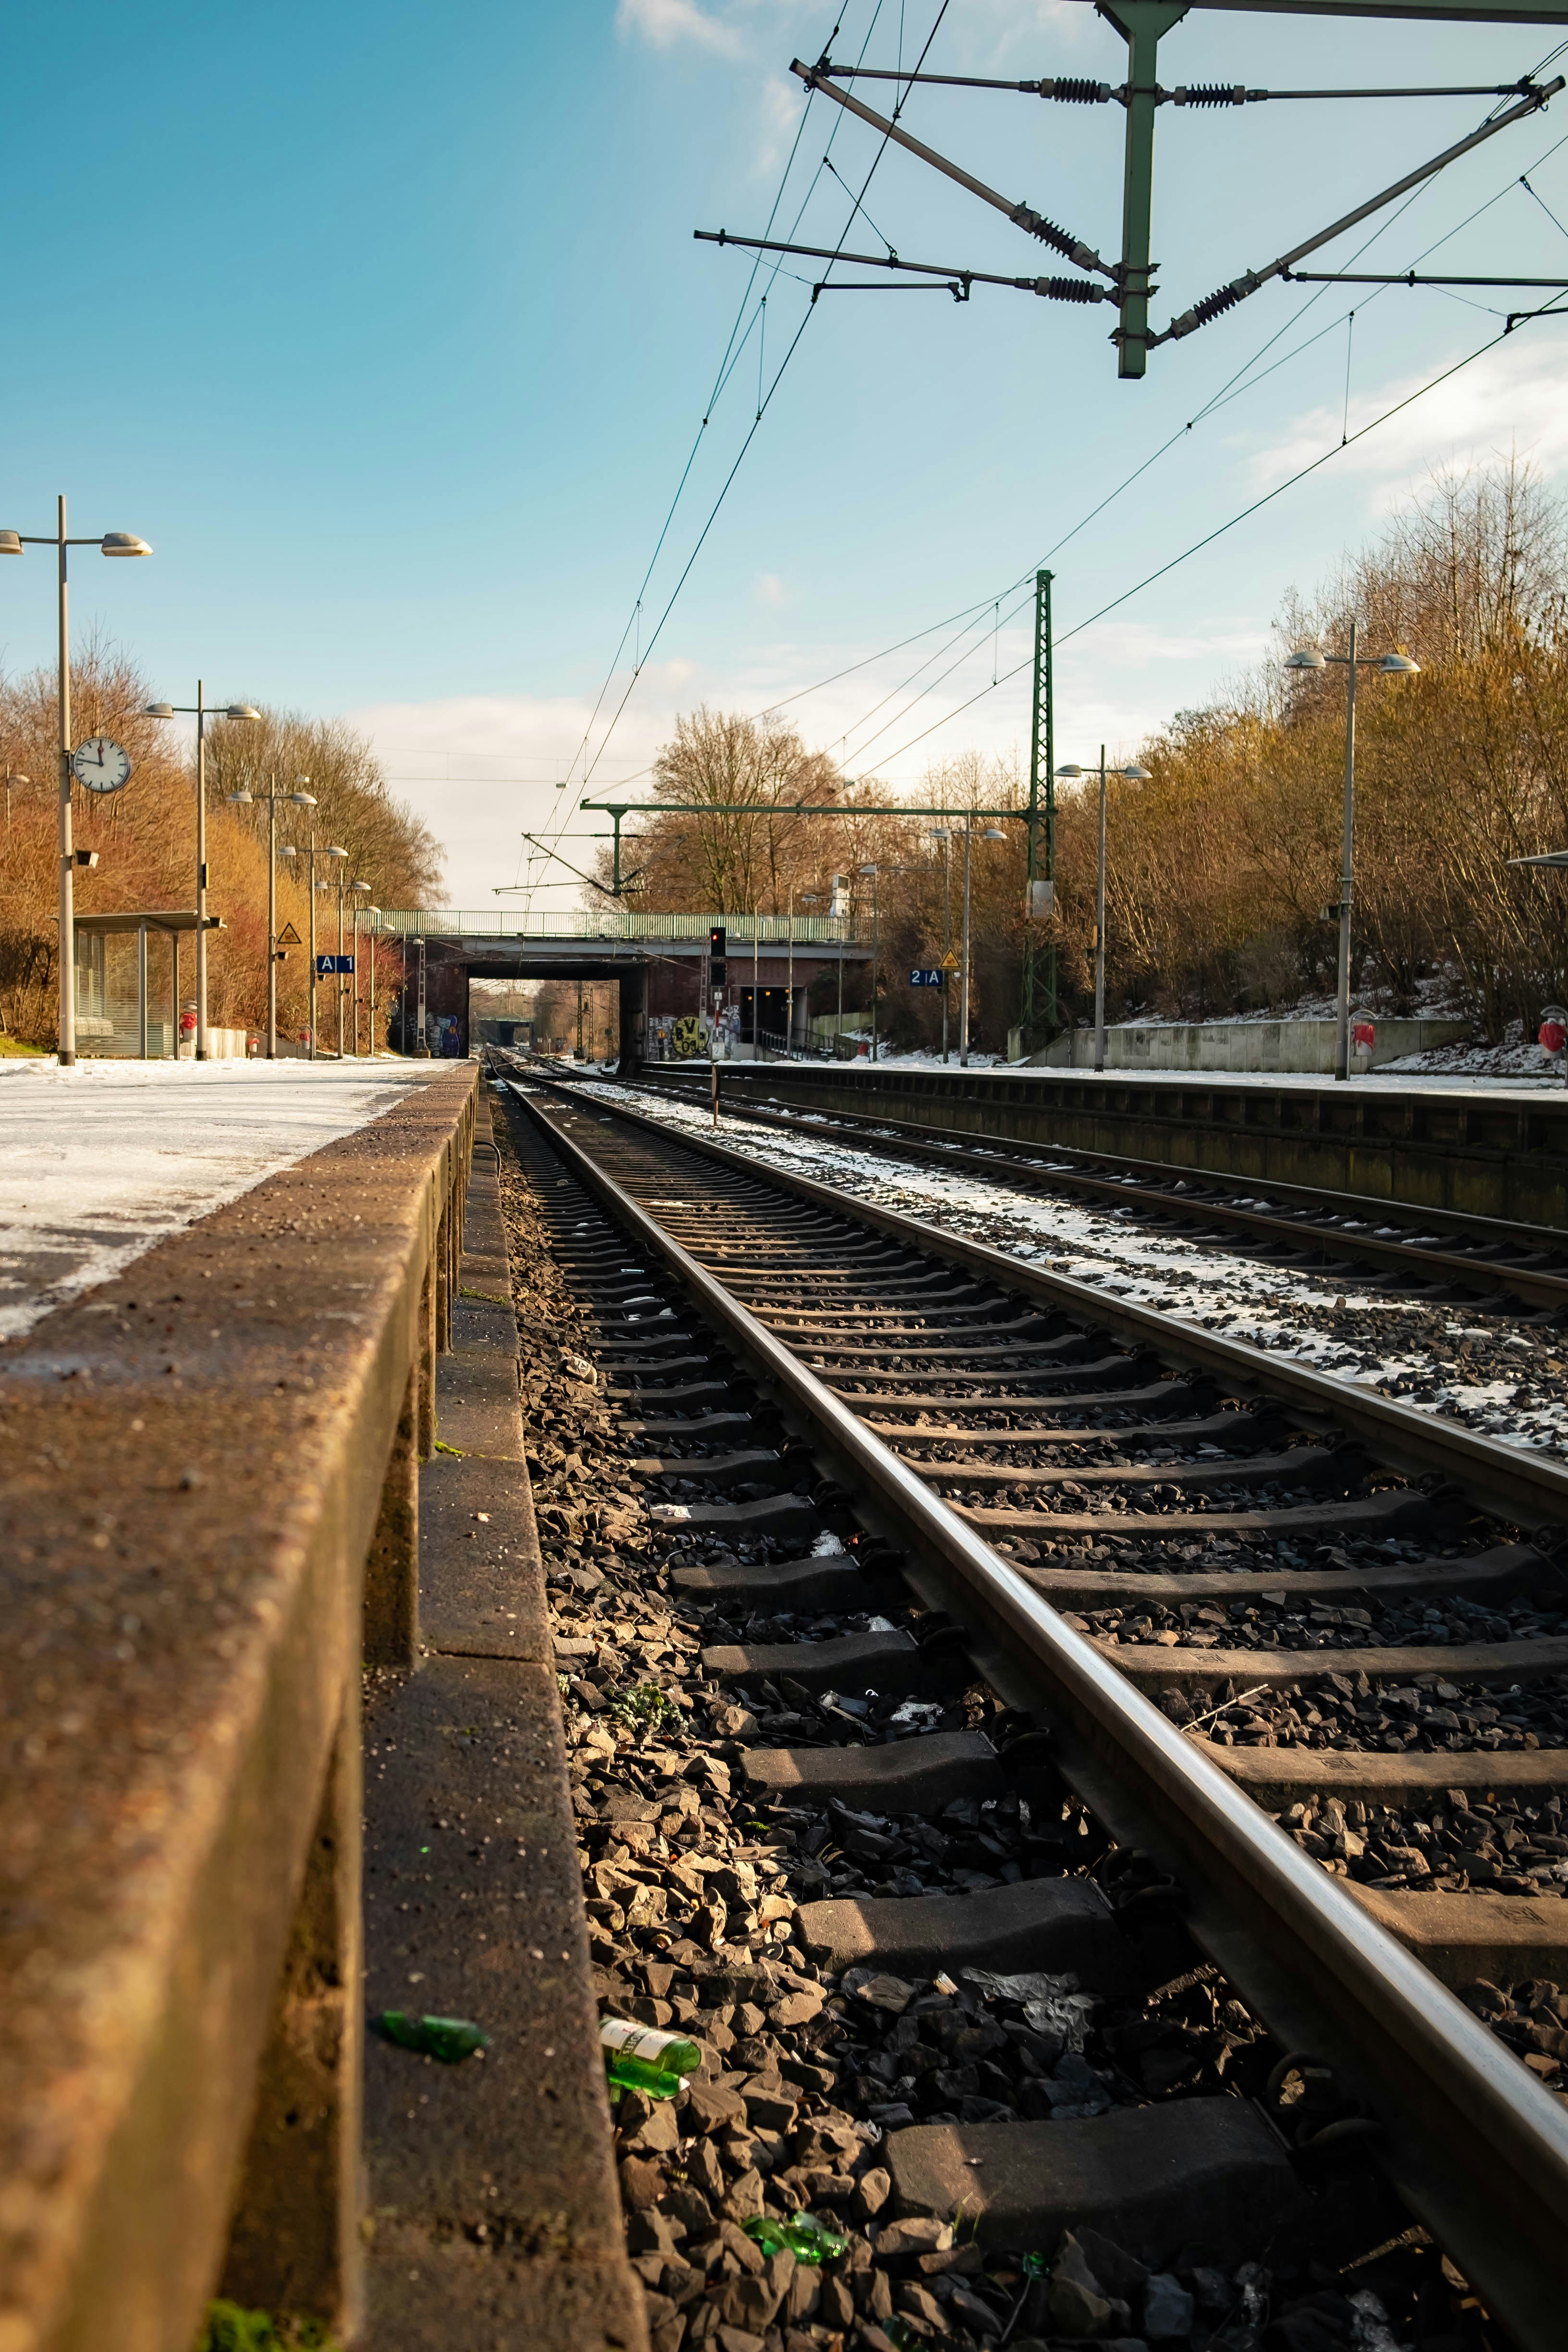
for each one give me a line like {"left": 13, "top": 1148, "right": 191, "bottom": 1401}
{"left": 1284, "top": 628, "right": 1420, "bottom": 1080}
{"left": 856, "top": 864, "right": 884, "bottom": 1061}
{"left": 929, "top": 830, "right": 955, "bottom": 1064}
{"left": 957, "top": 822, "right": 1006, "bottom": 1068}
{"left": 1055, "top": 752, "right": 1151, "bottom": 1073}
{"left": 226, "top": 775, "right": 315, "bottom": 1058}
{"left": 326, "top": 847, "right": 351, "bottom": 1056}
{"left": 281, "top": 817, "right": 345, "bottom": 1059}
{"left": 365, "top": 906, "right": 382, "bottom": 1054}
{"left": 0, "top": 501, "right": 151, "bottom": 1064}
{"left": 350, "top": 880, "right": 372, "bottom": 1055}
{"left": 145, "top": 687, "right": 261, "bottom": 1058}
{"left": 799, "top": 892, "right": 822, "bottom": 1055}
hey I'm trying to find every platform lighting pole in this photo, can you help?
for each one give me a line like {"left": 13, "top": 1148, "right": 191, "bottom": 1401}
{"left": 1055, "top": 754, "right": 1152, "bottom": 1072}
{"left": 958, "top": 824, "right": 1007, "bottom": 1067}
{"left": 787, "top": 888, "right": 796, "bottom": 1056}
{"left": 1023, "top": 569, "right": 1056, "bottom": 1041}
{"left": 145, "top": 687, "right": 261, "bottom": 1058}
{"left": 351, "top": 880, "right": 371, "bottom": 1053}
{"left": 330, "top": 849, "right": 349, "bottom": 1054}
{"left": 1285, "top": 629, "right": 1420, "bottom": 1080}
{"left": 367, "top": 909, "right": 381, "bottom": 1052}
{"left": 226, "top": 774, "right": 315, "bottom": 1057}
{"left": 930, "top": 828, "right": 954, "bottom": 1062}
{"left": 0, "top": 502, "right": 152, "bottom": 1065}
{"left": 416, "top": 937, "right": 429, "bottom": 1056}
{"left": 753, "top": 913, "right": 761, "bottom": 1053}
{"left": 857, "top": 865, "right": 882, "bottom": 1060}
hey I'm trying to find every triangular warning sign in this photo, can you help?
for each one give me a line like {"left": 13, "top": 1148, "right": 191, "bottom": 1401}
{"left": 940, "top": 951, "right": 959, "bottom": 970}
{"left": 277, "top": 922, "right": 302, "bottom": 946}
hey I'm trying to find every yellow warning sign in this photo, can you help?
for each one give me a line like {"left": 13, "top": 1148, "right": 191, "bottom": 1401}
{"left": 277, "top": 922, "right": 302, "bottom": 945}
{"left": 940, "top": 951, "right": 960, "bottom": 970}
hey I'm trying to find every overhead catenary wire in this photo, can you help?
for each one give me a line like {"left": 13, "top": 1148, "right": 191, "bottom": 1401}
{"left": 759, "top": 112, "right": 1568, "bottom": 768}
{"left": 851, "top": 295, "right": 1568, "bottom": 784}
{"left": 571, "top": 0, "right": 954, "bottom": 804}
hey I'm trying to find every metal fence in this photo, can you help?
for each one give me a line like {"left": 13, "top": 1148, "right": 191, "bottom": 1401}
{"left": 372, "top": 908, "right": 856, "bottom": 944}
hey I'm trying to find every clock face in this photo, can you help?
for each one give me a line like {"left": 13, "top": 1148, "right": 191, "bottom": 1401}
{"left": 71, "top": 736, "right": 132, "bottom": 794}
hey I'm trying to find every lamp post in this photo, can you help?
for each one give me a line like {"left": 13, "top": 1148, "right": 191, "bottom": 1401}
{"left": 329, "top": 848, "right": 350, "bottom": 1055}
{"left": 0, "top": 501, "right": 151, "bottom": 1065}
{"left": 856, "top": 860, "right": 929, "bottom": 1063}
{"left": 856, "top": 864, "right": 882, "bottom": 1061}
{"left": 799, "top": 892, "right": 821, "bottom": 1054}
{"left": 350, "top": 881, "right": 371, "bottom": 1054}
{"left": 1284, "top": 627, "right": 1420, "bottom": 1080}
{"left": 930, "top": 828, "right": 954, "bottom": 1064}
{"left": 145, "top": 687, "right": 260, "bottom": 1058}
{"left": 226, "top": 775, "right": 315, "bottom": 1058}
{"left": 955, "top": 822, "right": 1007, "bottom": 1067}
{"left": 365, "top": 908, "right": 382, "bottom": 1054}
{"left": 281, "top": 830, "right": 346, "bottom": 1058}
{"left": 1055, "top": 753, "right": 1151, "bottom": 1073}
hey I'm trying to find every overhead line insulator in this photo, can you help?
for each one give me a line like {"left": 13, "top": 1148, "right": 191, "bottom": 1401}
{"left": 1039, "top": 79, "right": 1112, "bottom": 104}
{"left": 1173, "top": 85, "right": 1248, "bottom": 108}
{"left": 1035, "top": 277, "right": 1107, "bottom": 303}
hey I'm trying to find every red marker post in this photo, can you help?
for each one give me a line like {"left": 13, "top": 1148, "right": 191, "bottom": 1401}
{"left": 1539, "top": 1004, "right": 1567, "bottom": 1085}
{"left": 1351, "top": 1019, "right": 1375, "bottom": 1067}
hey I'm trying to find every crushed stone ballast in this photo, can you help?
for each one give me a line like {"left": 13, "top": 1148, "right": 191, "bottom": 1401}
{"left": 491, "top": 1060, "right": 1568, "bottom": 2352}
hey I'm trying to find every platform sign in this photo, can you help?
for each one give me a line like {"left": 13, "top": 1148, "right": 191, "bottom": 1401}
{"left": 909, "top": 968, "right": 944, "bottom": 988}
{"left": 316, "top": 954, "right": 355, "bottom": 974}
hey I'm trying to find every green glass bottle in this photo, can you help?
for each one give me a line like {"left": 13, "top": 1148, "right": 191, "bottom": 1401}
{"left": 374, "top": 2012, "right": 489, "bottom": 2063}
{"left": 742, "top": 2211, "right": 849, "bottom": 2265}
{"left": 600, "top": 2016, "right": 703, "bottom": 2099}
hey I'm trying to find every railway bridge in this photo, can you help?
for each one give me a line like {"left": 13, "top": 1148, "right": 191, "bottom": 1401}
{"left": 374, "top": 907, "right": 869, "bottom": 1062}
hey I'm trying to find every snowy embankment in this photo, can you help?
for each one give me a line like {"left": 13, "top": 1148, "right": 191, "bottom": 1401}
{"left": 592, "top": 1077, "right": 1568, "bottom": 1467}
{"left": 0, "top": 1058, "right": 424, "bottom": 1343}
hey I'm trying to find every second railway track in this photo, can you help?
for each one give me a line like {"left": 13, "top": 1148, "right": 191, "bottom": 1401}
{"left": 634, "top": 1069, "right": 1568, "bottom": 1320}
{"left": 495, "top": 1057, "right": 1568, "bottom": 2352}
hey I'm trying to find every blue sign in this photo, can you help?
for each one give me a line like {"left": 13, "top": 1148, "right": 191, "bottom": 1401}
{"left": 316, "top": 954, "right": 355, "bottom": 974}
{"left": 909, "top": 968, "right": 944, "bottom": 988}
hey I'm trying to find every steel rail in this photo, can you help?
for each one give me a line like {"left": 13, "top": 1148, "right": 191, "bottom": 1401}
{"left": 512, "top": 1073, "right": 1568, "bottom": 2346}
{"left": 636, "top": 1073, "right": 1568, "bottom": 1310}
{"left": 550, "top": 1079, "right": 1568, "bottom": 1531}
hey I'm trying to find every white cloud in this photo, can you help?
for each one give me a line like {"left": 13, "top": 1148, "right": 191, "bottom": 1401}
{"left": 616, "top": 0, "right": 742, "bottom": 56}
{"left": 753, "top": 74, "right": 803, "bottom": 176}
{"left": 754, "top": 571, "right": 788, "bottom": 605}
{"left": 1243, "top": 338, "right": 1568, "bottom": 499}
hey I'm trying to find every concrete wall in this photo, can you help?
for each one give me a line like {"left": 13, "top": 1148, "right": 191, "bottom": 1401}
{"left": 1037, "top": 1017, "right": 1471, "bottom": 1074}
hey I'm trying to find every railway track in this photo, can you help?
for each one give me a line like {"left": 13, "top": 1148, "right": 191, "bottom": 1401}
{"left": 632, "top": 1068, "right": 1568, "bottom": 1319}
{"left": 492, "top": 1056, "right": 1568, "bottom": 2352}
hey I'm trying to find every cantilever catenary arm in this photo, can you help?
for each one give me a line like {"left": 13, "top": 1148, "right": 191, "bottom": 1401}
{"left": 789, "top": 56, "right": 1118, "bottom": 280}
{"left": 1152, "top": 75, "right": 1562, "bottom": 344}
{"left": 694, "top": 229, "right": 1115, "bottom": 302}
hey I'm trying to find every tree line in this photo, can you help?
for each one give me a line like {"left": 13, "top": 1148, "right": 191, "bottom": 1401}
{"left": 0, "top": 648, "right": 441, "bottom": 1048}
{"left": 610, "top": 462, "right": 1568, "bottom": 1055}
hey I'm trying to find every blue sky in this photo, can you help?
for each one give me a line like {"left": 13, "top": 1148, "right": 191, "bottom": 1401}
{"left": 8, "top": 0, "right": 1568, "bottom": 906}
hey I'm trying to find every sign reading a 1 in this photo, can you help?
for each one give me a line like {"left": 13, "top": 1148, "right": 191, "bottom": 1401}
{"left": 70, "top": 737, "right": 132, "bottom": 794}
{"left": 909, "top": 968, "right": 945, "bottom": 989}
{"left": 316, "top": 954, "right": 355, "bottom": 975}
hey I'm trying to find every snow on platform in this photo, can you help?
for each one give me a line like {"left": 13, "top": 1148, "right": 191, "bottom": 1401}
{"left": 0, "top": 1057, "right": 441, "bottom": 1343}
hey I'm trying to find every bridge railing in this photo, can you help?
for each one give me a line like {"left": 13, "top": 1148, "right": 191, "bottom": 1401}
{"left": 372, "top": 909, "right": 857, "bottom": 943}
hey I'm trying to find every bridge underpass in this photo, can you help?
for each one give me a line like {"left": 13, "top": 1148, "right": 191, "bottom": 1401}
{"left": 375, "top": 909, "right": 869, "bottom": 1064}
